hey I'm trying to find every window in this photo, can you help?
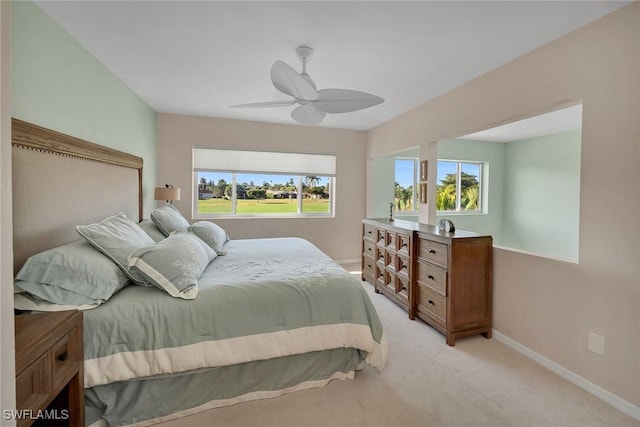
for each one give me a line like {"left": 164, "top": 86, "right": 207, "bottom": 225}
{"left": 193, "top": 148, "right": 335, "bottom": 217}
{"left": 436, "top": 160, "right": 482, "bottom": 212}
{"left": 394, "top": 158, "right": 419, "bottom": 214}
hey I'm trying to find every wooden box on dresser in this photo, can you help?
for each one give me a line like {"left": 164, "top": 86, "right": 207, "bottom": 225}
{"left": 14, "top": 310, "right": 84, "bottom": 427}
{"left": 362, "top": 218, "right": 493, "bottom": 346}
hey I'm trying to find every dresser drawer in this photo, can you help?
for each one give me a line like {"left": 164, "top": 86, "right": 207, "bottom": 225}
{"left": 417, "top": 283, "right": 447, "bottom": 322}
{"left": 397, "top": 255, "right": 410, "bottom": 279}
{"left": 363, "top": 239, "right": 375, "bottom": 258}
{"left": 395, "top": 274, "right": 409, "bottom": 300}
{"left": 362, "top": 255, "right": 375, "bottom": 278}
{"left": 418, "top": 239, "right": 448, "bottom": 267}
{"left": 417, "top": 260, "right": 447, "bottom": 295}
{"left": 385, "top": 231, "right": 397, "bottom": 252}
{"left": 397, "top": 233, "right": 411, "bottom": 256}
{"left": 363, "top": 223, "right": 376, "bottom": 241}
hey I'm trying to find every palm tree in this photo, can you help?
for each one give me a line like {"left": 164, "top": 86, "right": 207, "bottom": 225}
{"left": 304, "top": 176, "right": 320, "bottom": 188}
{"left": 463, "top": 186, "right": 479, "bottom": 210}
{"left": 436, "top": 185, "right": 456, "bottom": 211}
{"left": 402, "top": 187, "right": 413, "bottom": 211}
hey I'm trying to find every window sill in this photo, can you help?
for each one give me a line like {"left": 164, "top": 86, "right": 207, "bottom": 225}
{"left": 193, "top": 214, "right": 335, "bottom": 220}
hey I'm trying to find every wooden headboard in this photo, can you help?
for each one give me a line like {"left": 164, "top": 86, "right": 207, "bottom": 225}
{"left": 12, "top": 118, "right": 143, "bottom": 272}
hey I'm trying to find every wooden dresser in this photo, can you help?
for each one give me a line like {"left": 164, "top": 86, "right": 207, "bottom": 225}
{"left": 14, "top": 310, "right": 84, "bottom": 427}
{"left": 361, "top": 218, "right": 493, "bottom": 345}
{"left": 362, "top": 219, "right": 414, "bottom": 315}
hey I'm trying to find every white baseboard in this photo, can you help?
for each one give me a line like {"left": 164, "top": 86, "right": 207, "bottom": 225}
{"left": 493, "top": 330, "right": 640, "bottom": 422}
{"left": 335, "top": 258, "right": 360, "bottom": 265}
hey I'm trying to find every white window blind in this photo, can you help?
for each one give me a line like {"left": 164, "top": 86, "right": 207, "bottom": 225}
{"left": 193, "top": 148, "right": 336, "bottom": 177}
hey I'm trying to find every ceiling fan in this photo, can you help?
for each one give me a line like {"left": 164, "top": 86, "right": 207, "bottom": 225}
{"left": 230, "top": 46, "right": 384, "bottom": 125}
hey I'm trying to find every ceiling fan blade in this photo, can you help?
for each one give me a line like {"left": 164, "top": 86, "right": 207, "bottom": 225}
{"left": 230, "top": 100, "right": 296, "bottom": 108}
{"left": 271, "top": 60, "right": 318, "bottom": 101}
{"left": 291, "top": 104, "right": 326, "bottom": 125}
{"left": 314, "top": 89, "right": 384, "bottom": 114}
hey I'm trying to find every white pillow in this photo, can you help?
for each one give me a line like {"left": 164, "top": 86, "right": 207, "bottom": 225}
{"left": 188, "top": 221, "right": 229, "bottom": 255}
{"left": 151, "top": 203, "right": 190, "bottom": 237}
{"left": 75, "top": 212, "right": 154, "bottom": 284}
{"left": 128, "top": 233, "right": 216, "bottom": 299}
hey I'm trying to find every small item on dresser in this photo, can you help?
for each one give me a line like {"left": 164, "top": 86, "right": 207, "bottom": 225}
{"left": 438, "top": 218, "right": 455, "bottom": 233}
{"left": 389, "top": 202, "right": 394, "bottom": 221}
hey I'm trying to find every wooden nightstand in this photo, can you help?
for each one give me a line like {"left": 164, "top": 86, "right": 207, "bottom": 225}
{"left": 14, "top": 311, "right": 84, "bottom": 427}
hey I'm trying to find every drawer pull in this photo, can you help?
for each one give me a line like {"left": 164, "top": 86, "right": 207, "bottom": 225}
{"left": 428, "top": 275, "right": 435, "bottom": 280}
{"left": 428, "top": 300, "right": 435, "bottom": 305}
{"left": 367, "top": 264, "right": 372, "bottom": 269}
{"left": 428, "top": 249, "right": 436, "bottom": 254}
{"left": 57, "top": 351, "right": 68, "bottom": 362}
{"left": 367, "top": 247, "right": 372, "bottom": 252}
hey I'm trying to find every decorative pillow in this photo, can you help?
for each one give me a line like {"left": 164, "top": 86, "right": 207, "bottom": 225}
{"left": 151, "top": 203, "right": 190, "bottom": 237}
{"left": 14, "top": 240, "right": 130, "bottom": 307}
{"left": 75, "top": 212, "right": 155, "bottom": 284}
{"left": 128, "top": 232, "right": 217, "bottom": 299}
{"left": 188, "top": 221, "right": 229, "bottom": 255}
{"left": 138, "top": 219, "right": 167, "bottom": 242}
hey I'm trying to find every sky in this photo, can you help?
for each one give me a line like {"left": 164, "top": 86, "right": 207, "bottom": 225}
{"left": 198, "top": 172, "right": 329, "bottom": 188}
{"left": 395, "top": 159, "right": 416, "bottom": 188}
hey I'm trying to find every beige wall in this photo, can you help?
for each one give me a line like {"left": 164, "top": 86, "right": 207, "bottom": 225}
{"left": 367, "top": 2, "right": 639, "bottom": 409}
{"left": 0, "top": 0, "right": 15, "bottom": 419}
{"left": 157, "top": 114, "right": 367, "bottom": 261}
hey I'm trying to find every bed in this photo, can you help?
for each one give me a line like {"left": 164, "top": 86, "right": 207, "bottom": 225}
{"left": 11, "top": 119, "right": 387, "bottom": 426}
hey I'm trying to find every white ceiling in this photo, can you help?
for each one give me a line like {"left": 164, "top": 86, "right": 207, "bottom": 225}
{"left": 35, "top": 1, "right": 627, "bottom": 132}
{"left": 459, "top": 104, "right": 583, "bottom": 143}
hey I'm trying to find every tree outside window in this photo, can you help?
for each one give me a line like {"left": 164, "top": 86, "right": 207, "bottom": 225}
{"left": 436, "top": 161, "right": 482, "bottom": 212}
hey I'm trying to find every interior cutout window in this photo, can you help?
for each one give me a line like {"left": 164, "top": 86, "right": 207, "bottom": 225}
{"left": 193, "top": 148, "right": 335, "bottom": 218}
{"left": 436, "top": 160, "right": 482, "bottom": 212}
{"left": 394, "top": 158, "right": 419, "bottom": 214}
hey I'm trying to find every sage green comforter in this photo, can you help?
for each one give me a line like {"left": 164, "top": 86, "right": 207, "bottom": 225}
{"left": 83, "top": 238, "right": 387, "bottom": 425}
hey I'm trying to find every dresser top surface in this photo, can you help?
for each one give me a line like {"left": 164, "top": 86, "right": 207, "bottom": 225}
{"left": 363, "top": 218, "right": 490, "bottom": 239}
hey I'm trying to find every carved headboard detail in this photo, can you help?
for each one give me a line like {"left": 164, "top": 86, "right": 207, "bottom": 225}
{"left": 12, "top": 118, "right": 143, "bottom": 272}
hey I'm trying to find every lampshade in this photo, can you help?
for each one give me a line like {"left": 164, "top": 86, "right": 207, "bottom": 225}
{"left": 154, "top": 187, "right": 181, "bottom": 202}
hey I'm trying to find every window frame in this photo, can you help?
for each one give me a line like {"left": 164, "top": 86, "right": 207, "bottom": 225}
{"left": 436, "top": 159, "right": 484, "bottom": 214}
{"left": 193, "top": 149, "right": 336, "bottom": 219}
{"left": 394, "top": 157, "right": 420, "bottom": 216}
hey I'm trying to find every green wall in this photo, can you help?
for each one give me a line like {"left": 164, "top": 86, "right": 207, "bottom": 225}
{"left": 437, "top": 138, "right": 505, "bottom": 242}
{"left": 436, "top": 130, "right": 580, "bottom": 261}
{"left": 502, "top": 130, "right": 581, "bottom": 260}
{"left": 11, "top": 1, "right": 157, "bottom": 216}
{"left": 369, "top": 147, "right": 419, "bottom": 221}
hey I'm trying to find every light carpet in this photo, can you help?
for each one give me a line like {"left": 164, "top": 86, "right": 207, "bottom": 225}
{"left": 156, "top": 271, "right": 638, "bottom": 427}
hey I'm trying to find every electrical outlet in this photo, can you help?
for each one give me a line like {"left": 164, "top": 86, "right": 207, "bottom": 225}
{"left": 587, "top": 332, "right": 605, "bottom": 356}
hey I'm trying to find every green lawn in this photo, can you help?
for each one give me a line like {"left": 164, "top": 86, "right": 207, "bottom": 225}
{"left": 197, "top": 198, "right": 330, "bottom": 214}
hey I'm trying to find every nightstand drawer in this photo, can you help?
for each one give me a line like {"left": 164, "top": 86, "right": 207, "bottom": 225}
{"left": 417, "top": 283, "right": 447, "bottom": 322}
{"left": 16, "top": 351, "right": 51, "bottom": 412}
{"left": 418, "top": 239, "right": 448, "bottom": 267}
{"left": 417, "top": 260, "right": 447, "bottom": 295}
{"left": 15, "top": 310, "right": 84, "bottom": 427}
{"left": 52, "top": 325, "right": 81, "bottom": 387}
